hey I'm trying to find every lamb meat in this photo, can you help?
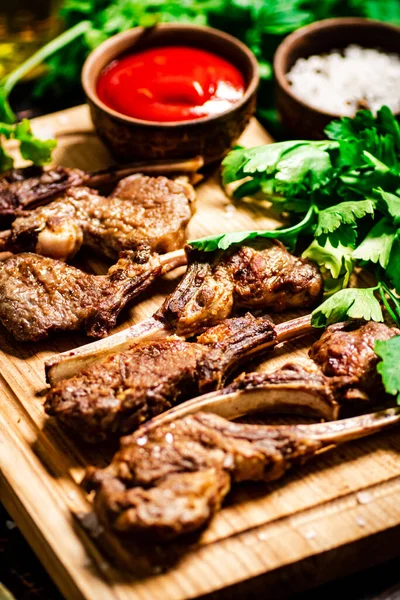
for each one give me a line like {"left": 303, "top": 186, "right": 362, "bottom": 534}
{"left": 0, "top": 165, "right": 86, "bottom": 227}
{"left": 309, "top": 320, "right": 399, "bottom": 402}
{"left": 159, "top": 242, "right": 323, "bottom": 336}
{"left": 83, "top": 407, "right": 400, "bottom": 541}
{"left": 46, "top": 241, "right": 323, "bottom": 382}
{"left": 144, "top": 362, "right": 341, "bottom": 430}
{"left": 0, "top": 175, "right": 195, "bottom": 261}
{"left": 134, "top": 320, "right": 400, "bottom": 433}
{"left": 0, "top": 157, "right": 203, "bottom": 227}
{"left": 227, "top": 320, "right": 399, "bottom": 408}
{"left": 0, "top": 247, "right": 185, "bottom": 341}
{"left": 45, "top": 314, "right": 279, "bottom": 442}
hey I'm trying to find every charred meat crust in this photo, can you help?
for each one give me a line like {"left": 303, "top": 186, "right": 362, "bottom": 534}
{"left": 83, "top": 412, "right": 322, "bottom": 540}
{"left": 5, "top": 175, "right": 195, "bottom": 260}
{"left": 45, "top": 315, "right": 277, "bottom": 442}
{"left": 309, "top": 320, "right": 400, "bottom": 402}
{"left": 159, "top": 241, "right": 323, "bottom": 336}
{"left": 226, "top": 319, "right": 399, "bottom": 407}
{"left": 0, "top": 248, "right": 162, "bottom": 342}
{"left": 0, "top": 165, "right": 86, "bottom": 226}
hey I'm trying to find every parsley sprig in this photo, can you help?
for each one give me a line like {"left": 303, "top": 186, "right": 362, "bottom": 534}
{"left": 375, "top": 335, "right": 400, "bottom": 405}
{"left": 0, "top": 120, "right": 57, "bottom": 171}
{"left": 190, "top": 106, "right": 400, "bottom": 327}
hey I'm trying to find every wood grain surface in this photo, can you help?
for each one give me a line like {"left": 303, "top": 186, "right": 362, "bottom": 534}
{"left": 0, "top": 105, "right": 399, "bottom": 600}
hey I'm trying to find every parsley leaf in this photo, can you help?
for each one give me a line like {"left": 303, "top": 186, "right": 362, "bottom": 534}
{"left": 376, "top": 188, "right": 400, "bottom": 221}
{"left": 352, "top": 218, "right": 397, "bottom": 268}
{"left": 0, "top": 144, "right": 14, "bottom": 172}
{"left": 317, "top": 224, "right": 358, "bottom": 250}
{"left": 302, "top": 238, "right": 354, "bottom": 286}
{"left": 0, "top": 119, "right": 56, "bottom": 171}
{"left": 386, "top": 234, "right": 400, "bottom": 294}
{"left": 375, "top": 336, "right": 400, "bottom": 404}
{"left": 363, "top": 0, "right": 400, "bottom": 26}
{"left": 189, "top": 204, "right": 314, "bottom": 252}
{"left": 315, "top": 200, "right": 375, "bottom": 238}
{"left": 222, "top": 140, "right": 335, "bottom": 193}
{"left": 311, "top": 288, "right": 383, "bottom": 328}
{"left": 15, "top": 120, "right": 57, "bottom": 165}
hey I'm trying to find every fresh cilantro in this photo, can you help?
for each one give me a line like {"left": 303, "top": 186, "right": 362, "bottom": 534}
{"left": 189, "top": 203, "right": 314, "bottom": 252}
{"left": 315, "top": 200, "right": 375, "bottom": 238}
{"left": 317, "top": 224, "right": 358, "bottom": 251}
{"left": 376, "top": 188, "right": 400, "bottom": 221}
{"left": 222, "top": 140, "right": 335, "bottom": 192}
{"left": 0, "top": 144, "right": 14, "bottom": 172}
{"left": 375, "top": 336, "right": 400, "bottom": 404}
{"left": 360, "top": 0, "right": 400, "bottom": 27}
{"left": 302, "top": 238, "right": 354, "bottom": 289}
{"left": 0, "top": 119, "right": 56, "bottom": 171}
{"left": 311, "top": 288, "right": 384, "bottom": 328}
{"left": 386, "top": 234, "right": 400, "bottom": 294}
{"left": 15, "top": 120, "right": 57, "bottom": 165}
{"left": 191, "top": 107, "right": 400, "bottom": 328}
{"left": 352, "top": 218, "right": 397, "bottom": 268}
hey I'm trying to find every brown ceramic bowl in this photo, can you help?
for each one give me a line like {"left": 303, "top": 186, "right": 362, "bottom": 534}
{"left": 82, "top": 24, "right": 259, "bottom": 165}
{"left": 274, "top": 17, "right": 400, "bottom": 139}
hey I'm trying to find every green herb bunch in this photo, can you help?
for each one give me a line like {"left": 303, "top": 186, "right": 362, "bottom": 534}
{"left": 1, "top": 0, "right": 400, "bottom": 129}
{"left": 0, "top": 120, "right": 56, "bottom": 172}
{"left": 191, "top": 106, "right": 400, "bottom": 328}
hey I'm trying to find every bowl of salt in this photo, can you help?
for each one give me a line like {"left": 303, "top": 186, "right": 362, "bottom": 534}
{"left": 274, "top": 17, "right": 400, "bottom": 138}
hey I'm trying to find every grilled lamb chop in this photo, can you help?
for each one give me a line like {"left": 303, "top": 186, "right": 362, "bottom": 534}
{"left": 159, "top": 242, "right": 322, "bottom": 336}
{"left": 0, "top": 174, "right": 195, "bottom": 261}
{"left": 0, "top": 157, "right": 202, "bottom": 227}
{"left": 228, "top": 320, "right": 399, "bottom": 408}
{"left": 46, "top": 241, "right": 323, "bottom": 382}
{"left": 45, "top": 314, "right": 314, "bottom": 442}
{"left": 83, "top": 407, "right": 400, "bottom": 542}
{"left": 132, "top": 320, "right": 399, "bottom": 432}
{"left": 0, "top": 248, "right": 185, "bottom": 342}
{"left": 309, "top": 320, "right": 398, "bottom": 402}
{"left": 0, "top": 165, "right": 85, "bottom": 227}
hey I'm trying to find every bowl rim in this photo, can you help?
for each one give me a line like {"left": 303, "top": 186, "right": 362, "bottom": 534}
{"left": 274, "top": 16, "right": 400, "bottom": 119}
{"left": 82, "top": 23, "right": 260, "bottom": 128}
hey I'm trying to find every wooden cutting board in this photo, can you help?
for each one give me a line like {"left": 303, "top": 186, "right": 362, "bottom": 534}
{"left": 1, "top": 104, "right": 400, "bottom": 600}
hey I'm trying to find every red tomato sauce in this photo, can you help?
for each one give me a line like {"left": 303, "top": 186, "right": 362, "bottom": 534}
{"left": 97, "top": 46, "right": 245, "bottom": 122}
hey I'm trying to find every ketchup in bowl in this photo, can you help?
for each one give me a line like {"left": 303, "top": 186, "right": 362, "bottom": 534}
{"left": 97, "top": 45, "right": 245, "bottom": 122}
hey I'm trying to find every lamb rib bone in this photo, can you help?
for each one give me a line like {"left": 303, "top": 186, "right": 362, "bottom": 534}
{"left": 45, "top": 312, "right": 312, "bottom": 385}
{"left": 86, "top": 156, "right": 204, "bottom": 188}
{"left": 0, "top": 247, "right": 186, "bottom": 342}
{"left": 134, "top": 319, "right": 399, "bottom": 434}
{"left": 84, "top": 406, "right": 400, "bottom": 545}
{"left": 129, "top": 363, "right": 340, "bottom": 439}
{"left": 45, "top": 238, "right": 323, "bottom": 383}
{"left": 45, "top": 314, "right": 316, "bottom": 442}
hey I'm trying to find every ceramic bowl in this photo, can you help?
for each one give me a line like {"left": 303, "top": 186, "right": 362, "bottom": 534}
{"left": 82, "top": 24, "right": 259, "bottom": 164}
{"left": 274, "top": 17, "right": 400, "bottom": 139}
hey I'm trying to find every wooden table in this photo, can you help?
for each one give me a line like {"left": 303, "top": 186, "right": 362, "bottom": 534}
{"left": 1, "top": 104, "right": 400, "bottom": 600}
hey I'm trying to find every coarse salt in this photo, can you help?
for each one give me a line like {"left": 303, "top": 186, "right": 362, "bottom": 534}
{"left": 286, "top": 45, "right": 400, "bottom": 116}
